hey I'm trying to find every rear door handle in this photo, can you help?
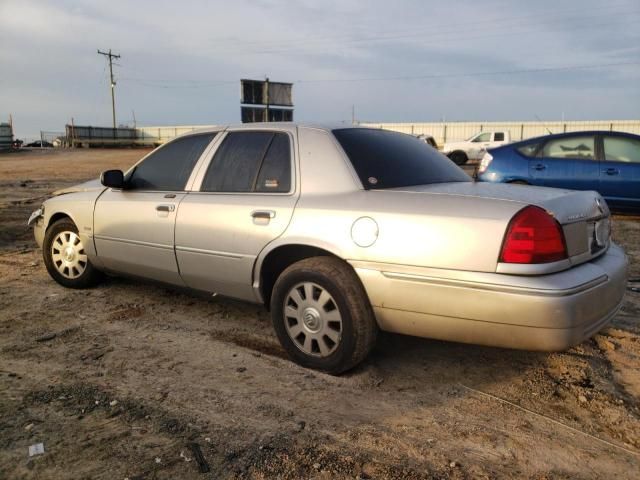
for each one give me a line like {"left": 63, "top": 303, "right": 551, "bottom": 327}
{"left": 156, "top": 204, "right": 175, "bottom": 212}
{"left": 534, "top": 164, "right": 546, "bottom": 171}
{"left": 604, "top": 168, "right": 619, "bottom": 175}
{"left": 251, "top": 210, "right": 276, "bottom": 219}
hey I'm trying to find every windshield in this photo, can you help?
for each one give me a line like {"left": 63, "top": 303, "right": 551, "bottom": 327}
{"left": 333, "top": 128, "right": 470, "bottom": 189}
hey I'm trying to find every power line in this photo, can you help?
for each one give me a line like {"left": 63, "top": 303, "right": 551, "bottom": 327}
{"left": 250, "top": 14, "right": 640, "bottom": 56}
{"left": 97, "top": 48, "right": 121, "bottom": 128}
{"left": 296, "top": 61, "right": 640, "bottom": 83}
{"left": 117, "top": 61, "right": 640, "bottom": 89}
{"left": 197, "top": 2, "right": 639, "bottom": 55}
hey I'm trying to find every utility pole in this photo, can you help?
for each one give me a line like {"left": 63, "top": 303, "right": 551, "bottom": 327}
{"left": 97, "top": 49, "right": 121, "bottom": 129}
{"left": 264, "top": 77, "right": 270, "bottom": 122}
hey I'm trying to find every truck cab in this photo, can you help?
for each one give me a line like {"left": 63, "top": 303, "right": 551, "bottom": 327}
{"left": 443, "top": 131, "right": 511, "bottom": 165}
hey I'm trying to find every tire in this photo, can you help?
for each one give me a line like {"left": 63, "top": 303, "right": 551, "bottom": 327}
{"left": 449, "top": 151, "right": 468, "bottom": 165}
{"left": 270, "top": 256, "right": 378, "bottom": 374}
{"left": 43, "top": 218, "right": 103, "bottom": 289}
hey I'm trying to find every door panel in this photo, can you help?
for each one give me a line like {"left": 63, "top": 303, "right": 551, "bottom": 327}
{"left": 599, "top": 135, "right": 640, "bottom": 208}
{"left": 94, "top": 190, "right": 186, "bottom": 285}
{"left": 529, "top": 135, "right": 599, "bottom": 190}
{"left": 175, "top": 193, "right": 296, "bottom": 300}
{"left": 175, "top": 129, "right": 297, "bottom": 301}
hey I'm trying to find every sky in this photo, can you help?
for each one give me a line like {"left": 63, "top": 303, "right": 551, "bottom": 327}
{"left": 1, "top": 0, "right": 639, "bottom": 139}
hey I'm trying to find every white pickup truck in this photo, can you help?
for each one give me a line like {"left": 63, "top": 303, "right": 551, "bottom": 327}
{"left": 442, "top": 131, "right": 511, "bottom": 165}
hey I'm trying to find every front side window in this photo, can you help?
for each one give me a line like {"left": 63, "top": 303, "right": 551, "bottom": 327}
{"left": 127, "top": 133, "right": 216, "bottom": 190}
{"left": 333, "top": 128, "right": 470, "bottom": 189}
{"left": 541, "top": 136, "right": 595, "bottom": 160}
{"left": 603, "top": 136, "right": 640, "bottom": 163}
{"left": 201, "top": 131, "right": 291, "bottom": 193}
{"left": 473, "top": 132, "right": 492, "bottom": 143}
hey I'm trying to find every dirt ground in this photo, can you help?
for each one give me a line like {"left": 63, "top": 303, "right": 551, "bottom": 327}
{"left": 1, "top": 149, "right": 639, "bottom": 479}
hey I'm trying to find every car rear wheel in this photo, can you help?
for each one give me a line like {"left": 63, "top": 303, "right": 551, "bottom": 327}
{"left": 271, "top": 256, "right": 378, "bottom": 374}
{"left": 43, "top": 218, "right": 103, "bottom": 289}
{"left": 449, "top": 151, "right": 468, "bottom": 165}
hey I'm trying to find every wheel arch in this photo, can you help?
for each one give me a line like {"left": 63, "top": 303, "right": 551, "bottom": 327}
{"left": 46, "top": 211, "right": 75, "bottom": 231}
{"left": 255, "top": 242, "right": 351, "bottom": 308}
{"left": 506, "top": 178, "right": 531, "bottom": 185}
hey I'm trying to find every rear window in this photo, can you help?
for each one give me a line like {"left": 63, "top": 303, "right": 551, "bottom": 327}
{"left": 333, "top": 128, "right": 470, "bottom": 189}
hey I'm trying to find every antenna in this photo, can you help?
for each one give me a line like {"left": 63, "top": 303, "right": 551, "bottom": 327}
{"left": 534, "top": 114, "right": 553, "bottom": 135}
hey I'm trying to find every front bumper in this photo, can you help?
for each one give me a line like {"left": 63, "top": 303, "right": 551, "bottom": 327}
{"left": 33, "top": 218, "right": 45, "bottom": 248}
{"left": 351, "top": 243, "right": 628, "bottom": 351}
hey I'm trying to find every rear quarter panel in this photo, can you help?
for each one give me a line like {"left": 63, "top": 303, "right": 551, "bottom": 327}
{"left": 276, "top": 189, "right": 524, "bottom": 273}
{"left": 480, "top": 146, "right": 532, "bottom": 183}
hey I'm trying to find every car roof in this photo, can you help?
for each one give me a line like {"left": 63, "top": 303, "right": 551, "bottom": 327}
{"left": 182, "top": 123, "right": 394, "bottom": 137}
{"left": 511, "top": 130, "right": 640, "bottom": 146}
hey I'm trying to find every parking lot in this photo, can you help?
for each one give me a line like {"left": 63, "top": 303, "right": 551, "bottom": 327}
{"left": 1, "top": 148, "right": 639, "bottom": 479}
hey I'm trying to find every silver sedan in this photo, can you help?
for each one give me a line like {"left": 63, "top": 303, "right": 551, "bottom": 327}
{"left": 28, "top": 124, "right": 628, "bottom": 373}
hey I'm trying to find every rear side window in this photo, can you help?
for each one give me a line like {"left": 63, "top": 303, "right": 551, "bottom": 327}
{"left": 541, "top": 136, "right": 595, "bottom": 160}
{"left": 603, "top": 136, "right": 640, "bottom": 163}
{"left": 201, "top": 131, "right": 291, "bottom": 193}
{"left": 333, "top": 128, "right": 470, "bottom": 189}
{"left": 494, "top": 132, "right": 505, "bottom": 141}
{"left": 255, "top": 133, "right": 291, "bottom": 192}
{"left": 128, "top": 133, "right": 216, "bottom": 191}
{"left": 516, "top": 142, "right": 539, "bottom": 157}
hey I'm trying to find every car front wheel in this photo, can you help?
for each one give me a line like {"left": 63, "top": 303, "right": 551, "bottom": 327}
{"left": 43, "top": 218, "right": 103, "bottom": 289}
{"left": 271, "top": 256, "right": 378, "bottom": 374}
{"left": 449, "top": 151, "right": 468, "bottom": 165}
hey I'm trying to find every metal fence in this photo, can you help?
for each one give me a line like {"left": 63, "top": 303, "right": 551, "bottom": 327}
{"left": 45, "top": 120, "right": 640, "bottom": 149}
{"left": 136, "top": 125, "right": 215, "bottom": 145}
{"left": 360, "top": 120, "right": 640, "bottom": 145}
{"left": 62, "top": 124, "right": 215, "bottom": 147}
{"left": 66, "top": 125, "right": 138, "bottom": 147}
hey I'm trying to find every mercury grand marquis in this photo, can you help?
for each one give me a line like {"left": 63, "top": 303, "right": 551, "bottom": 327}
{"left": 28, "top": 124, "right": 628, "bottom": 373}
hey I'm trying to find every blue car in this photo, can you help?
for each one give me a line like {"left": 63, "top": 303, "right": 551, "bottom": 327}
{"left": 477, "top": 131, "right": 640, "bottom": 211}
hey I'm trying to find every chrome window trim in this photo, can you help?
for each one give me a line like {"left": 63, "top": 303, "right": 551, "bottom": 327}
{"left": 191, "top": 129, "right": 298, "bottom": 196}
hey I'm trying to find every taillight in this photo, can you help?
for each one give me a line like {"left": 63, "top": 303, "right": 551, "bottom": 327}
{"left": 500, "top": 206, "right": 567, "bottom": 264}
{"left": 478, "top": 152, "right": 493, "bottom": 173}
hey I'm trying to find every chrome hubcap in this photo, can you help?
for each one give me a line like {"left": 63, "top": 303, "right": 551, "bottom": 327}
{"left": 283, "top": 282, "right": 342, "bottom": 357}
{"left": 50, "top": 231, "right": 87, "bottom": 279}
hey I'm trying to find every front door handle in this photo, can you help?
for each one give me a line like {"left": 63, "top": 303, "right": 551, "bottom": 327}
{"left": 251, "top": 210, "right": 276, "bottom": 219}
{"left": 604, "top": 168, "right": 619, "bottom": 176}
{"left": 533, "top": 164, "right": 546, "bottom": 171}
{"left": 156, "top": 204, "right": 175, "bottom": 212}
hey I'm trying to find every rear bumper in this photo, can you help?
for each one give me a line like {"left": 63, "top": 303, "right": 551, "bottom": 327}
{"left": 351, "top": 243, "right": 628, "bottom": 351}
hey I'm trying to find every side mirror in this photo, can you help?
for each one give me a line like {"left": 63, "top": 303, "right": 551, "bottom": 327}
{"left": 100, "top": 169, "right": 125, "bottom": 189}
